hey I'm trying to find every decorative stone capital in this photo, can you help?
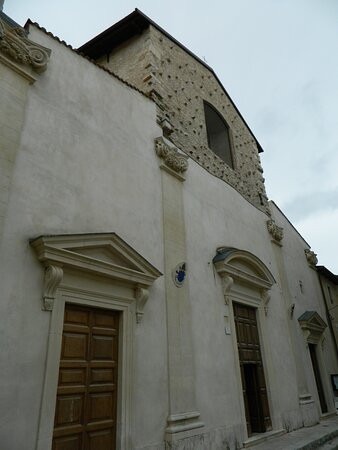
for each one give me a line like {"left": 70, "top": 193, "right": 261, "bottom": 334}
{"left": 0, "top": 18, "right": 51, "bottom": 82}
{"left": 304, "top": 249, "right": 318, "bottom": 268}
{"left": 221, "top": 275, "right": 234, "bottom": 305}
{"left": 42, "top": 265, "right": 63, "bottom": 311}
{"left": 266, "top": 219, "right": 283, "bottom": 245}
{"left": 155, "top": 137, "right": 188, "bottom": 178}
{"left": 135, "top": 286, "right": 149, "bottom": 323}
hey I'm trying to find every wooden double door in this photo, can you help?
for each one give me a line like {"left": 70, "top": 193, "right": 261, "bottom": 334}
{"left": 52, "top": 304, "right": 119, "bottom": 450}
{"left": 233, "top": 302, "right": 272, "bottom": 436}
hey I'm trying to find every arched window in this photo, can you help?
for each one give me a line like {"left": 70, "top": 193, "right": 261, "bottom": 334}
{"left": 204, "top": 101, "right": 234, "bottom": 168}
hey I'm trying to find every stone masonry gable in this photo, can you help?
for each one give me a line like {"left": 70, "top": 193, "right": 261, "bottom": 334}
{"left": 95, "top": 22, "right": 269, "bottom": 214}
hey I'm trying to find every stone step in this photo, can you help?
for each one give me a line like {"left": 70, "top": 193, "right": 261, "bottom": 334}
{"left": 249, "top": 416, "right": 338, "bottom": 450}
{"left": 297, "top": 426, "right": 338, "bottom": 450}
{"left": 317, "top": 436, "right": 338, "bottom": 450}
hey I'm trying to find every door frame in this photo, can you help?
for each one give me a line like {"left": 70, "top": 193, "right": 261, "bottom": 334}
{"left": 229, "top": 288, "right": 275, "bottom": 439}
{"left": 36, "top": 283, "right": 134, "bottom": 450}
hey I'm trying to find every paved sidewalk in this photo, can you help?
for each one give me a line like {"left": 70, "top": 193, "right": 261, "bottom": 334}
{"left": 250, "top": 416, "right": 338, "bottom": 450}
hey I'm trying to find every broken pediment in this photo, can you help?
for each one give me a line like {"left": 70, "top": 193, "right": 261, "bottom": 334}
{"left": 298, "top": 311, "right": 327, "bottom": 344}
{"left": 30, "top": 232, "right": 162, "bottom": 287}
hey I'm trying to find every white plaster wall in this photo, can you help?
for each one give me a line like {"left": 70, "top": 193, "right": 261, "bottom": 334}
{"left": 182, "top": 159, "right": 302, "bottom": 441}
{"left": 271, "top": 202, "right": 338, "bottom": 414}
{"left": 0, "top": 26, "right": 168, "bottom": 450}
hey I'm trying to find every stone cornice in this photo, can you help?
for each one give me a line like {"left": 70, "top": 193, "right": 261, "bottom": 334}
{"left": 155, "top": 137, "right": 188, "bottom": 179}
{"left": 0, "top": 18, "right": 51, "bottom": 82}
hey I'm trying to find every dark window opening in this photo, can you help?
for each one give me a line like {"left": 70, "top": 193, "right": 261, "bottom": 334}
{"left": 243, "top": 363, "right": 265, "bottom": 433}
{"left": 204, "top": 101, "right": 233, "bottom": 168}
{"left": 309, "top": 343, "right": 328, "bottom": 413}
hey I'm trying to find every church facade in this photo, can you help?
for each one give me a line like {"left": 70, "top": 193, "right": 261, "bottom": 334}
{"left": 0, "top": 8, "right": 337, "bottom": 450}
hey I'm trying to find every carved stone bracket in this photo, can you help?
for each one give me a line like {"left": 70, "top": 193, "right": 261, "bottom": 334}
{"left": 266, "top": 219, "right": 284, "bottom": 246}
{"left": 155, "top": 137, "right": 188, "bottom": 178}
{"left": 42, "top": 265, "right": 63, "bottom": 311}
{"left": 262, "top": 289, "right": 270, "bottom": 316}
{"left": 304, "top": 249, "right": 318, "bottom": 268}
{"left": 221, "top": 275, "right": 234, "bottom": 305}
{"left": 0, "top": 18, "right": 51, "bottom": 81}
{"left": 135, "top": 286, "right": 149, "bottom": 323}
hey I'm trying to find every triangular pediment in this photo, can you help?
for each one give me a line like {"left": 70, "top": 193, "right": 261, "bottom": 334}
{"left": 30, "top": 233, "right": 162, "bottom": 286}
{"left": 67, "top": 245, "right": 140, "bottom": 271}
{"left": 298, "top": 311, "right": 327, "bottom": 331}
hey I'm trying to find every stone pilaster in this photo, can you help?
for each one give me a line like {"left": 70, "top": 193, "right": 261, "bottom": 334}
{"left": 0, "top": 17, "right": 51, "bottom": 248}
{"left": 155, "top": 137, "right": 204, "bottom": 445}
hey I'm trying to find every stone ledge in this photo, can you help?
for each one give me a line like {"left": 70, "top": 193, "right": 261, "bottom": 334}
{"left": 243, "top": 429, "right": 286, "bottom": 448}
{"left": 297, "top": 428, "right": 338, "bottom": 450}
{"left": 247, "top": 417, "right": 338, "bottom": 450}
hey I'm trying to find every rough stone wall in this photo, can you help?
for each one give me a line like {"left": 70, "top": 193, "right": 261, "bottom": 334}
{"left": 97, "top": 25, "right": 269, "bottom": 213}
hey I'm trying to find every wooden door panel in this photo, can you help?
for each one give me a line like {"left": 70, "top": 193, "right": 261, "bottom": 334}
{"left": 62, "top": 334, "right": 88, "bottom": 360}
{"left": 93, "top": 311, "right": 117, "bottom": 328}
{"left": 54, "top": 394, "right": 84, "bottom": 427}
{"left": 91, "top": 335, "right": 115, "bottom": 360}
{"left": 53, "top": 434, "right": 83, "bottom": 450}
{"left": 64, "top": 308, "right": 90, "bottom": 325}
{"left": 53, "top": 304, "right": 119, "bottom": 450}
{"left": 88, "top": 429, "right": 114, "bottom": 450}
{"left": 88, "top": 393, "right": 114, "bottom": 421}
{"left": 257, "top": 364, "right": 272, "bottom": 431}
{"left": 58, "top": 368, "right": 86, "bottom": 386}
{"left": 90, "top": 368, "right": 114, "bottom": 384}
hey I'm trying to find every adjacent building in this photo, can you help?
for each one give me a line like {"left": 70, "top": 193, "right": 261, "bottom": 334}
{"left": 0, "top": 8, "right": 337, "bottom": 450}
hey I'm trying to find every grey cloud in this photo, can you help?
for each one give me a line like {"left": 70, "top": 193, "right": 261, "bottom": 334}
{"left": 283, "top": 188, "right": 338, "bottom": 222}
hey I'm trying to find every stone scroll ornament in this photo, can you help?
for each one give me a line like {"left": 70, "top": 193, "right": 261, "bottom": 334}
{"left": 304, "top": 249, "right": 318, "bottom": 267}
{"left": 42, "top": 265, "right": 63, "bottom": 311}
{"left": 135, "top": 286, "right": 149, "bottom": 324}
{"left": 155, "top": 137, "right": 188, "bottom": 174}
{"left": 172, "top": 262, "right": 187, "bottom": 287}
{"left": 266, "top": 219, "right": 284, "bottom": 243}
{"left": 0, "top": 18, "right": 51, "bottom": 73}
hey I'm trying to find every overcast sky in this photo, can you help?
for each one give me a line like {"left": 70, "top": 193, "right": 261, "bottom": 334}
{"left": 4, "top": 0, "right": 338, "bottom": 272}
